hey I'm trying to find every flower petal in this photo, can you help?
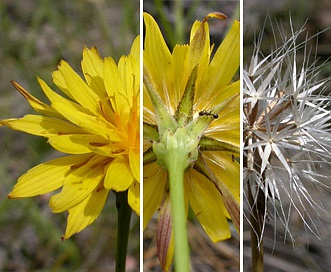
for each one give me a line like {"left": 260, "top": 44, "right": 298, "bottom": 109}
{"left": 207, "top": 152, "right": 240, "bottom": 203}
{"left": 130, "top": 36, "right": 140, "bottom": 65}
{"left": 10, "top": 80, "right": 62, "bottom": 119}
{"left": 38, "top": 76, "right": 95, "bottom": 119}
{"left": 49, "top": 155, "right": 105, "bottom": 213}
{"left": 2, "top": 114, "right": 84, "bottom": 137}
{"left": 206, "top": 92, "right": 240, "bottom": 145}
{"left": 103, "top": 57, "right": 128, "bottom": 114}
{"left": 205, "top": 20, "right": 240, "bottom": 91}
{"left": 51, "top": 100, "right": 113, "bottom": 138}
{"left": 54, "top": 60, "right": 100, "bottom": 114}
{"left": 81, "top": 47, "right": 107, "bottom": 99}
{"left": 104, "top": 156, "right": 134, "bottom": 191}
{"left": 206, "top": 154, "right": 240, "bottom": 232}
{"left": 212, "top": 79, "right": 240, "bottom": 108}
{"left": 144, "top": 12, "right": 173, "bottom": 103}
{"left": 118, "top": 55, "right": 137, "bottom": 107}
{"left": 64, "top": 186, "right": 109, "bottom": 239}
{"left": 171, "top": 45, "right": 189, "bottom": 107}
{"left": 187, "top": 20, "right": 210, "bottom": 88}
{"left": 129, "top": 148, "right": 140, "bottom": 182}
{"left": 48, "top": 134, "right": 107, "bottom": 154}
{"left": 8, "top": 154, "right": 92, "bottom": 198}
{"left": 143, "top": 163, "right": 167, "bottom": 229}
{"left": 128, "top": 180, "right": 140, "bottom": 215}
{"left": 186, "top": 170, "right": 231, "bottom": 242}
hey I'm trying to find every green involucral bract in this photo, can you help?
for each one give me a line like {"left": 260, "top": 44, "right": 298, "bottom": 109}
{"left": 153, "top": 126, "right": 200, "bottom": 171}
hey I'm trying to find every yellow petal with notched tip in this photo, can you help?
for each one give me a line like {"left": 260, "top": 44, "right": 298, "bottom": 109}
{"left": 64, "top": 186, "right": 109, "bottom": 239}
{"left": 8, "top": 154, "right": 92, "bottom": 198}
{"left": 38, "top": 76, "right": 93, "bottom": 118}
{"left": 118, "top": 55, "right": 136, "bottom": 108}
{"left": 55, "top": 60, "right": 100, "bottom": 114}
{"left": 81, "top": 47, "right": 107, "bottom": 99}
{"left": 103, "top": 57, "right": 126, "bottom": 111}
{"left": 143, "top": 13, "right": 173, "bottom": 102}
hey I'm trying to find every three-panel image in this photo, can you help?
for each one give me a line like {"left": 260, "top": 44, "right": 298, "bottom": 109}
{"left": 0, "top": 1, "right": 330, "bottom": 271}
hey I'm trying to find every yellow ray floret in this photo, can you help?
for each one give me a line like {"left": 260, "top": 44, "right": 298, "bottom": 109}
{"left": 3, "top": 37, "right": 140, "bottom": 238}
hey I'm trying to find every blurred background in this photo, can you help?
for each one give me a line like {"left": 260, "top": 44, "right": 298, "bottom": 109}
{"left": 244, "top": 0, "right": 331, "bottom": 271}
{"left": 2, "top": 0, "right": 330, "bottom": 271}
{"left": 143, "top": 1, "right": 240, "bottom": 271}
{"left": 0, "top": 0, "right": 139, "bottom": 271}
{"left": 244, "top": 0, "right": 331, "bottom": 77}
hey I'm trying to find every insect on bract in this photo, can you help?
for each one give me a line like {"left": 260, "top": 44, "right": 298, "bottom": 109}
{"left": 198, "top": 110, "right": 218, "bottom": 119}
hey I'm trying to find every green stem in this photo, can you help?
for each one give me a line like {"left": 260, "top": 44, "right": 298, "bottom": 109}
{"left": 115, "top": 190, "right": 132, "bottom": 272}
{"left": 167, "top": 150, "right": 190, "bottom": 272}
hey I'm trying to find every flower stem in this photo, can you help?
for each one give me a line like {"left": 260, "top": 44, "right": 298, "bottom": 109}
{"left": 115, "top": 190, "right": 132, "bottom": 272}
{"left": 247, "top": 182, "right": 264, "bottom": 272}
{"left": 167, "top": 150, "right": 190, "bottom": 272}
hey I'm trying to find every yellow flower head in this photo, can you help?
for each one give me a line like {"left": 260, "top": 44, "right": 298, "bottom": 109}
{"left": 1, "top": 37, "right": 140, "bottom": 239}
{"left": 143, "top": 13, "right": 239, "bottom": 270}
